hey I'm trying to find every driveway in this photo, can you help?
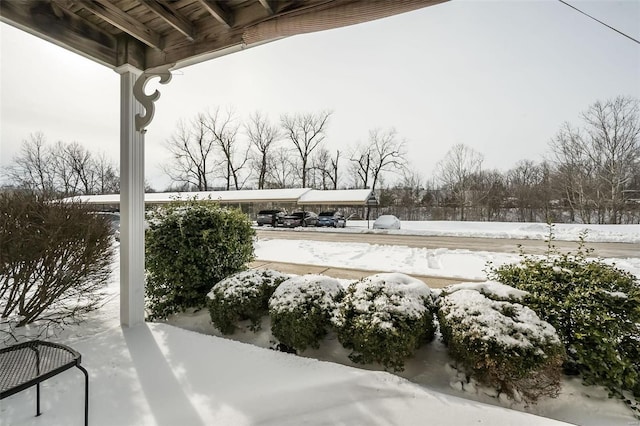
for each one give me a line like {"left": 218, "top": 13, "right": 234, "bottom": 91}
{"left": 256, "top": 229, "right": 639, "bottom": 259}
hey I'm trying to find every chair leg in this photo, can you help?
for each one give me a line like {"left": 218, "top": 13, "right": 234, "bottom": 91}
{"left": 77, "top": 365, "right": 89, "bottom": 426}
{"left": 36, "top": 383, "right": 41, "bottom": 416}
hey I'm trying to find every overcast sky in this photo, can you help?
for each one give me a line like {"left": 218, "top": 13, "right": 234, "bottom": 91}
{"left": 1, "top": 0, "right": 639, "bottom": 190}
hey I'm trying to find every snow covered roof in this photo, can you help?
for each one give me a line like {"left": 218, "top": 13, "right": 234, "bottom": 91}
{"left": 297, "top": 189, "right": 373, "bottom": 206}
{"left": 63, "top": 188, "right": 375, "bottom": 206}
{"left": 148, "top": 188, "right": 312, "bottom": 203}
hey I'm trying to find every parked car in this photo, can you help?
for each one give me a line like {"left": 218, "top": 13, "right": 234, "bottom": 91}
{"left": 282, "top": 211, "right": 318, "bottom": 228}
{"left": 256, "top": 209, "right": 286, "bottom": 227}
{"left": 316, "top": 211, "right": 346, "bottom": 228}
{"left": 373, "top": 214, "right": 401, "bottom": 230}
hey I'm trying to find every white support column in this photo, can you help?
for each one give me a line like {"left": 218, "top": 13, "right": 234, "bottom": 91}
{"left": 116, "top": 64, "right": 172, "bottom": 327}
{"left": 116, "top": 64, "right": 145, "bottom": 327}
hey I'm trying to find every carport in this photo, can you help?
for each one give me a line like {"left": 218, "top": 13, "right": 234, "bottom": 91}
{"left": 64, "top": 188, "right": 375, "bottom": 217}
{"left": 1, "top": 0, "right": 444, "bottom": 327}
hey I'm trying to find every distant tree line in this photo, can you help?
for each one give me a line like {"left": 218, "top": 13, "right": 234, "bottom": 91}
{"left": 3, "top": 132, "right": 119, "bottom": 197}
{"left": 377, "top": 97, "right": 640, "bottom": 224}
{"left": 3, "top": 97, "right": 638, "bottom": 223}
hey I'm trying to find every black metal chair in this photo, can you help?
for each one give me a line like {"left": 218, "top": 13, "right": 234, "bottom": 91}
{"left": 0, "top": 340, "right": 88, "bottom": 426}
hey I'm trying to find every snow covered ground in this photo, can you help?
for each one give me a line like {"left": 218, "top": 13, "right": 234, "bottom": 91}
{"left": 255, "top": 221, "right": 640, "bottom": 281}
{"left": 2, "top": 221, "right": 639, "bottom": 426}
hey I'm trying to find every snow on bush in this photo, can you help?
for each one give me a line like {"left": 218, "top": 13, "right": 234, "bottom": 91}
{"left": 336, "top": 273, "right": 436, "bottom": 372}
{"left": 207, "top": 269, "right": 288, "bottom": 334}
{"left": 443, "top": 280, "right": 528, "bottom": 301}
{"left": 489, "top": 233, "right": 640, "bottom": 404}
{"left": 269, "top": 275, "right": 344, "bottom": 352}
{"left": 438, "top": 287, "right": 565, "bottom": 402}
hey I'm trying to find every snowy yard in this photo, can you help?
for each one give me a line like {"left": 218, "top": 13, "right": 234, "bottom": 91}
{"left": 2, "top": 221, "right": 639, "bottom": 425}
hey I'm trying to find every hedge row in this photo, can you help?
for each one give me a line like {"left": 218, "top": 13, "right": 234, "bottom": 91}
{"left": 206, "top": 270, "right": 564, "bottom": 401}
{"left": 146, "top": 205, "right": 636, "bottom": 406}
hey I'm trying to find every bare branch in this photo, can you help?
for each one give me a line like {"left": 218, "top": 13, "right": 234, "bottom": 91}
{"left": 280, "top": 110, "right": 332, "bottom": 187}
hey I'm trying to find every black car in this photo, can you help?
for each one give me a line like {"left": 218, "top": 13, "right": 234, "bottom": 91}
{"left": 316, "top": 211, "right": 346, "bottom": 228}
{"left": 256, "top": 209, "right": 286, "bottom": 227}
{"left": 282, "top": 211, "right": 318, "bottom": 228}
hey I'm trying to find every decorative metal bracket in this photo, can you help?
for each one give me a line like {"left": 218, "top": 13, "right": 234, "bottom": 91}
{"left": 133, "top": 65, "right": 173, "bottom": 133}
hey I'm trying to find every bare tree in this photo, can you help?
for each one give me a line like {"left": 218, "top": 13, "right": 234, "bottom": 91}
{"left": 5, "top": 134, "right": 119, "bottom": 197}
{"left": 49, "top": 140, "right": 79, "bottom": 196}
{"left": 162, "top": 116, "right": 217, "bottom": 191}
{"left": 268, "top": 146, "right": 297, "bottom": 188}
{"left": 549, "top": 122, "right": 598, "bottom": 222}
{"left": 65, "top": 142, "right": 96, "bottom": 194}
{"left": 93, "top": 153, "right": 120, "bottom": 194}
{"left": 349, "top": 141, "right": 372, "bottom": 189}
{"left": 5, "top": 133, "right": 55, "bottom": 194}
{"left": 203, "top": 107, "right": 249, "bottom": 190}
{"left": 349, "top": 128, "right": 407, "bottom": 191}
{"left": 396, "top": 168, "right": 427, "bottom": 220}
{"left": 469, "top": 169, "right": 507, "bottom": 221}
{"left": 310, "top": 148, "right": 340, "bottom": 189}
{"left": 368, "top": 128, "right": 407, "bottom": 192}
{"left": 435, "top": 143, "right": 484, "bottom": 221}
{"left": 245, "top": 111, "right": 280, "bottom": 189}
{"left": 548, "top": 97, "right": 640, "bottom": 223}
{"left": 507, "top": 160, "right": 546, "bottom": 222}
{"left": 583, "top": 97, "right": 640, "bottom": 223}
{"left": 329, "top": 150, "right": 341, "bottom": 189}
{"left": 281, "top": 110, "right": 332, "bottom": 187}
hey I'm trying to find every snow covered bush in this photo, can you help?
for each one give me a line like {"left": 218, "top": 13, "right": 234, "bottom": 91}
{"left": 488, "top": 232, "right": 640, "bottom": 402}
{"left": 207, "top": 269, "right": 288, "bottom": 334}
{"left": 269, "top": 275, "right": 344, "bottom": 352}
{"left": 438, "top": 284, "right": 565, "bottom": 402}
{"left": 336, "top": 273, "right": 436, "bottom": 372}
{"left": 145, "top": 201, "right": 255, "bottom": 320}
{"left": 0, "top": 192, "right": 114, "bottom": 343}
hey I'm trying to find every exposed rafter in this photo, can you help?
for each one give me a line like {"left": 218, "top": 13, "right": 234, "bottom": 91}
{"left": 77, "top": 0, "right": 163, "bottom": 50}
{"left": 140, "top": 0, "right": 195, "bottom": 41}
{"left": 0, "top": 0, "right": 447, "bottom": 70}
{"left": 257, "top": 0, "right": 277, "bottom": 15}
{"left": 0, "top": 0, "right": 117, "bottom": 67}
{"left": 196, "top": 0, "right": 233, "bottom": 28}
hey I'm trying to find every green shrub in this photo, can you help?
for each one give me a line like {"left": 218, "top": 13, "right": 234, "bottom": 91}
{"left": 336, "top": 273, "right": 436, "bottom": 372}
{"left": 438, "top": 284, "right": 565, "bottom": 402}
{"left": 269, "top": 275, "right": 344, "bottom": 351}
{"left": 0, "top": 192, "right": 114, "bottom": 341}
{"left": 488, "top": 230, "right": 640, "bottom": 402}
{"left": 145, "top": 201, "right": 255, "bottom": 320}
{"left": 207, "top": 269, "right": 288, "bottom": 334}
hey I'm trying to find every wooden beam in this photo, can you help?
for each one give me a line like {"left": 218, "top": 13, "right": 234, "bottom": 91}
{"left": 117, "top": 36, "right": 146, "bottom": 70}
{"left": 146, "top": 28, "right": 244, "bottom": 69}
{"left": 140, "top": 0, "right": 195, "bottom": 41}
{"left": 196, "top": 0, "right": 233, "bottom": 28}
{"left": 76, "top": 0, "right": 163, "bottom": 50}
{"left": 0, "top": 0, "right": 117, "bottom": 67}
{"left": 257, "top": 0, "right": 276, "bottom": 15}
